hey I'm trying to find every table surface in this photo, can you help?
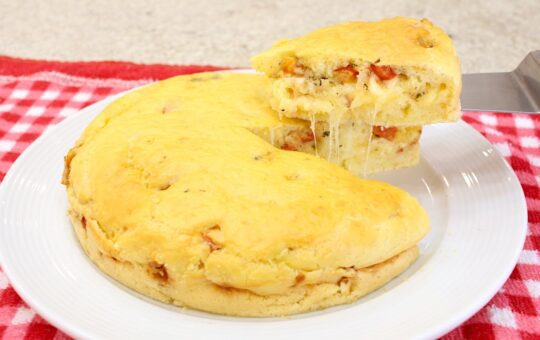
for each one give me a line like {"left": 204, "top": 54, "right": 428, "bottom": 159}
{"left": 1, "top": 0, "right": 539, "bottom": 73}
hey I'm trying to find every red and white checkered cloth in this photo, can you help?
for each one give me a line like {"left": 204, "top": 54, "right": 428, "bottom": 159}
{"left": 0, "top": 56, "right": 539, "bottom": 339}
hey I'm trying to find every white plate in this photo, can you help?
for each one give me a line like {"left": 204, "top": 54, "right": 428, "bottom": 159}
{"left": 0, "top": 86, "right": 527, "bottom": 339}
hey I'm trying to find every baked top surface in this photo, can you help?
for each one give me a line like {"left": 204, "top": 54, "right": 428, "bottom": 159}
{"left": 65, "top": 72, "right": 429, "bottom": 305}
{"left": 252, "top": 17, "right": 460, "bottom": 83}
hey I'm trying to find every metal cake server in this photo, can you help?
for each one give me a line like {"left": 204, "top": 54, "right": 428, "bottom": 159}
{"left": 462, "top": 50, "right": 540, "bottom": 113}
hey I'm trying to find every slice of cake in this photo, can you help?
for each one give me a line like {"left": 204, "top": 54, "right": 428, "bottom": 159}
{"left": 251, "top": 17, "right": 461, "bottom": 126}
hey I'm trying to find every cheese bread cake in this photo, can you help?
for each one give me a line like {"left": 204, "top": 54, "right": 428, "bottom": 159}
{"left": 62, "top": 72, "right": 429, "bottom": 316}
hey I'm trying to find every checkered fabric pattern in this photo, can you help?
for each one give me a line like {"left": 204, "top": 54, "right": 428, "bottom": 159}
{"left": 0, "top": 56, "right": 539, "bottom": 339}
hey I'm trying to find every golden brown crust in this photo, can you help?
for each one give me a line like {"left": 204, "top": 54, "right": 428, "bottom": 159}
{"left": 252, "top": 17, "right": 460, "bottom": 86}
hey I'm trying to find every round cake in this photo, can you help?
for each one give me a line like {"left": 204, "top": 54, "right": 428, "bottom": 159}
{"left": 62, "top": 72, "right": 429, "bottom": 316}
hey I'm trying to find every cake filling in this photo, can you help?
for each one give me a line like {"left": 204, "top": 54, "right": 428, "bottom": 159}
{"left": 272, "top": 58, "right": 454, "bottom": 125}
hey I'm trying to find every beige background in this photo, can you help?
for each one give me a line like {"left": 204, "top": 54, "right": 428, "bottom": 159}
{"left": 1, "top": 0, "right": 539, "bottom": 73}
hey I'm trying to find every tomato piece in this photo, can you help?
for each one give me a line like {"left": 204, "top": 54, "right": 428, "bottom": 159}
{"left": 202, "top": 226, "right": 223, "bottom": 251}
{"left": 281, "top": 143, "right": 298, "bottom": 151}
{"left": 148, "top": 261, "right": 169, "bottom": 282}
{"left": 372, "top": 126, "right": 398, "bottom": 140}
{"left": 300, "top": 130, "right": 315, "bottom": 143}
{"left": 281, "top": 57, "right": 302, "bottom": 75}
{"left": 370, "top": 64, "right": 396, "bottom": 81}
{"left": 334, "top": 65, "right": 359, "bottom": 83}
{"left": 202, "top": 233, "right": 222, "bottom": 251}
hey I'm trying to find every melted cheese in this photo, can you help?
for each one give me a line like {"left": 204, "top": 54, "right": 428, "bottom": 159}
{"left": 362, "top": 111, "right": 377, "bottom": 178}
{"left": 270, "top": 70, "right": 456, "bottom": 126}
